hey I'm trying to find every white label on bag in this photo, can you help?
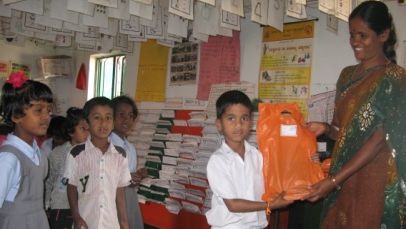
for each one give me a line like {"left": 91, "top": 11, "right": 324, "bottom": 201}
{"left": 280, "top": 125, "right": 297, "bottom": 136}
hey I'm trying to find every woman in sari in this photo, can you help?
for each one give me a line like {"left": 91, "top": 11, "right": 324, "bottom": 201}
{"left": 305, "top": 1, "right": 406, "bottom": 228}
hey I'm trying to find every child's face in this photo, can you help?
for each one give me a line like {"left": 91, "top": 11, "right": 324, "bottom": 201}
{"left": 12, "top": 100, "right": 52, "bottom": 140}
{"left": 113, "top": 103, "right": 135, "bottom": 137}
{"left": 70, "top": 119, "right": 89, "bottom": 145}
{"left": 87, "top": 105, "right": 113, "bottom": 140}
{"left": 216, "top": 104, "right": 251, "bottom": 145}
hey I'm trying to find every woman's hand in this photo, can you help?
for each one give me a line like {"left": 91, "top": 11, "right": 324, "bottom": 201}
{"left": 306, "top": 122, "right": 329, "bottom": 137}
{"left": 270, "top": 192, "right": 294, "bottom": 209}
{"left": 303, "top": 178, "right": 336, "bottom": 202}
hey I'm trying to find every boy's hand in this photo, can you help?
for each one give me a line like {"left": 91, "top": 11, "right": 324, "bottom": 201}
{"left": 306, "top": 122, "right": 328, "bottom": 137}
{"left": 136, "top": 168, "right": 148, "bottom": 178}
{"left": 73, "top": 215, "right": 88, "bottom": 229}
{"left": 270, "top": 192, "right": 294, "bottom": 209}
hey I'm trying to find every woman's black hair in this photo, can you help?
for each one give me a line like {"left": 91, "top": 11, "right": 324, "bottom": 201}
{"left": 216, "top": 90, "right": 253, "bottom": 119}
{"left": 111, "top": 95, "right": 138, "bottom": 120}
{"left": 349, "top": 0, "right": 397, "bottom": 64}
{"left": 65, "top": 107, "right": 85, "bottom": 137}
{"left": 0, "top": 79, "right": 53, "bottom": 128}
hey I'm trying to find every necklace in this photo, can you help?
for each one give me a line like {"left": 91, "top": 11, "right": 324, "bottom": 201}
{"left": 340, "top": 62, "right": 389, "bottom": 94}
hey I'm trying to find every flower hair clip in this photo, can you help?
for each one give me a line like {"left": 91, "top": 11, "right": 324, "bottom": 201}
{"left": 6, "top": 71, "right": 29, "bottom": 88}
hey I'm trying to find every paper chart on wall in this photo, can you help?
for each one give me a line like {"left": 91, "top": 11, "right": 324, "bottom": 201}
{"left": 206, "top": 82, "right": 256, "bottom": 117}
{"left": 307, "top": 90, "right": 336, "bottom": 123}
{"left": 3, "top": 0, "right": 23, "bottom": 4}
{"left": 221, "top": 0, "right": 244, "bottom": 17}
{"left": 168, "top": 0, "right": 194, "bottom": 20}
{"left": 55, "top": 35, "right": 72, "bottom": 47}
{"left": 66, "top": 0, "right": 94, "bottom": 15}
{"left": 8, "top": 0, "right": 43, "bottom": 15}
{"left": 35, "top": 0, "right": 63, "bottom": 29}
{"left": 99, "top": 18, "right": 118, "bottom": 36}
{"left": 63, "top": 21, "right": 88, "bottom": 33}
{"left": 129, "top": 0, "right": 153, "bottom": 20}
{"left": 197, "top": 31, "right": 240, "bottom": 100}
{"left": 251, "top": 0, "right": 268, "bottom": 25}
{"left": 220, "top": 10, "right": 240, "bottom": 31}
{"left": 49, "top": 0, "right": 79, "bottom": 25}
{"left": 0, "top": 4, "right": 12, "bottom": 17}
{"left": 267, "top": 0, "right": 284, "bottom": 31}
{"left": 193, "top": 1, "right": 218, "bottom": 36}
{"left": 335, "top": 0, "right": 351, "bottom": 22}
{"left": 88, "top": 0, "right": 117, "bottom": 8}
{"left": 81, "top": 5, "right": 109, "bottom": 28}
{"left": 108, "top": 0, "right": 130, "bottom": 20}
{"left": 133, "top": 0, "right": 152, "bottom": 4}
{"left": 119, "top": 16, "right": 144, "bottom": 37}
{"left": 135, "top": 40, "right": 169, "bottom": 102}
{"left": 146, "top": 3, "right": 165, "bottom": 39}
{"left": 10, "top": 12, "right": 34, "bottom": 37}
{"left": 198, "top": 0, "right": 215, "bottom": 5}
{"left": 0, "top": 17, "right": 14, "bottom": 38}
{"left": 259, "top": 21, "right": 315, "bottom": 117}
{"left": 318, "top": 0, "right": 334, "bottom": 14}
{"left": 286, "top": 0, "right": 307, "bottom": 19}
{"left": 167, "top": 13, "right": 188, "bottom": 38}
{"left": 22, "top": 13, "right": 47, "bottom": 33}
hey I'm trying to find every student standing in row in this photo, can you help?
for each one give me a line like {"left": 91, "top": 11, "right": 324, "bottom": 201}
{"left": 45, "top": 107, "right": 89, "bottom": 229}
{"left": 64, "top": 97, "right": 131, "bottom": 229}
{"left": 206, "top": 90, "right": 292, "bottom": 229}
{"left": 0, "top": 71, "right": 54, "bottom": 229}
{"left": 111, "top": 95, "right": 147, "bottom": 229}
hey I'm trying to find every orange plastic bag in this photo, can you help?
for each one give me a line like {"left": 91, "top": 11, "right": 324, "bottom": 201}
{"left": 257, "top": 103, "right": 325, "bottom": 201}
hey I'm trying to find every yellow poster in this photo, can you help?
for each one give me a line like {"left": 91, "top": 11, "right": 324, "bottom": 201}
{"left": 135, "top": 40, "right": 169, "bottom": 102}
{"left": 259, "top": 21, "right": 314, "bottom": 117}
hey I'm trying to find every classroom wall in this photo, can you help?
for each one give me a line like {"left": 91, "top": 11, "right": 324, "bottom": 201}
{"left": 1, "top": 1, "right": 405, "bottom": 112}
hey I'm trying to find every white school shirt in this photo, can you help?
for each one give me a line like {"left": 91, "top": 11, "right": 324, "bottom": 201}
{"left": 110, "top": 132, "right": 137, "bottom": 173}
{"left": 63, "top": 138, "right": 131, "bottom": 229}
{"left": 206, "top": 141, "right": 267, "bottom": 229}
{"left": 0, "top": 134, "right": 42, "bottom": 207}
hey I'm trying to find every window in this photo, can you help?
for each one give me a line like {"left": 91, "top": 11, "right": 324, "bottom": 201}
{"left": 93, "top": 55, "right": 126, "bottom": 99}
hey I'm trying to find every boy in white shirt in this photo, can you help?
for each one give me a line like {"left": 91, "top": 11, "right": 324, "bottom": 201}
{"left": 206, "top": 90, "right": 292, "bottom": 229}
{"left": 64, "top": 97, "right": 131, "bottom": 229}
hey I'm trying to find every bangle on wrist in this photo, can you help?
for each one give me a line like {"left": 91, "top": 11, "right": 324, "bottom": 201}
{"left": 266, "top": 201, "right": 272, "bottom": 215}
{"left": 325, "top": 123, "right": 331, "bottom": 135}
{"left": 329, "top": 175, "right": 341, "bottom": 191}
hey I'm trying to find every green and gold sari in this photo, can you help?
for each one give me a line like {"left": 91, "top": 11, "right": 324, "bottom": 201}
{"left": 321, "top": 62, "right": 406, "bottom": 228}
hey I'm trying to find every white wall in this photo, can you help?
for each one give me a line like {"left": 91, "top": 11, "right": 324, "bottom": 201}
{"left": 1, "top": 1, "right": 405, "bottom": 111}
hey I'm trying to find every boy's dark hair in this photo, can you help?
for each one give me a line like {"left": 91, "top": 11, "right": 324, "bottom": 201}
{"left": 66, "top": 107, "right": 85, "bottom": 137}
{"left": 216, "top": 90, "right": 253, "bottom": 118}
{"left": 83, "top": 96, "right": 113, "bottom": 120}
{"left": 0, "top": 79, "right": 53, "bottom": 128}
{"left": 47, "top": 116, "right": 70, "bottom": 142}
{"left": 111, "top": 95, "right": 138, "bottom": 119}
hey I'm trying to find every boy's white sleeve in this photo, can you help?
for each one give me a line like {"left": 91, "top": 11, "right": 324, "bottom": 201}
{"left": 63, "top": 153, "right": 77, "bottom": 186}
{"left": 206, "top": 154, "right": 237, "bottom": 199}
{"left": 118, "top": 157, "right": 131, "bottom": 187}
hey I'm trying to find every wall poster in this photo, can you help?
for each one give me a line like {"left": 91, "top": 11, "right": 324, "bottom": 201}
{"left": 170, "top": 42, "right": 199, "bottom": 85}
{"left": 259, "top": 20, "right": 314, "bottom": 117}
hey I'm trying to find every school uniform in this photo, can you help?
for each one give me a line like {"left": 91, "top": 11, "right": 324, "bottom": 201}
{"left": 64, "top": 138, "right": 131, "bottom": 229}
{"left": 45, "top": 141, "right": 73, "bottom": 229}
{"left": 110, "top": 132, "right": 144, "bottom": 229}
{"left": 0, "top": 134, "right": 49, "bottom": 229}
{"left": 206, "top": 141, "right": 267, "bottom": 229}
